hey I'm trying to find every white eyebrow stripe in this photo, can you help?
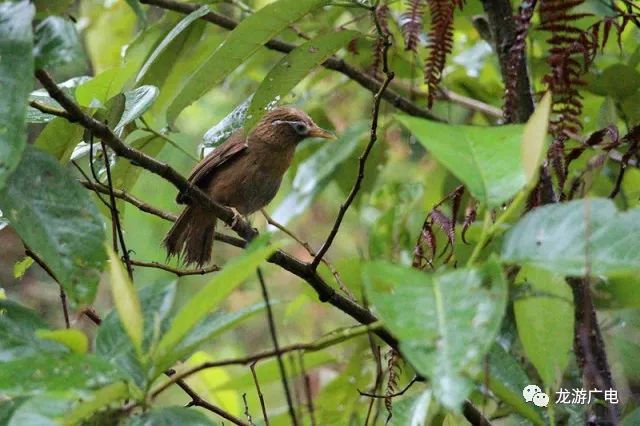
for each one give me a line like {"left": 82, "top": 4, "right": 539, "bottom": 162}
{"left": 271, "top": 120, "right": 306, "bottom": 127}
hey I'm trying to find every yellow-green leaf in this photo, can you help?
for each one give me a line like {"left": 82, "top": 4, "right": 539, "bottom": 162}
{"left": 35, "top": 328, "right": 89, "bottom": 354}
{"left": 107, "top": 246, "right": 143, "bottom": 355}
{"left": 521, "top": 92, "right": 551, "bottom": 184}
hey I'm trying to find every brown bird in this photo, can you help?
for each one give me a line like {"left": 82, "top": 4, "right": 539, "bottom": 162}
{"left": 163, "top": 107, "right": 335, "bottom": 266}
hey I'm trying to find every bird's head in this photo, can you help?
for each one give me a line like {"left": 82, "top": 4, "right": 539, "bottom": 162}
{"left": 252, "top": 107, "right": 336, "bottom": 147}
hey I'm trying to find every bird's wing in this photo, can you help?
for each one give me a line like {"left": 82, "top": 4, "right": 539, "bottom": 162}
{"left": 187, "top": 131, "right": 248, "bottom": 185}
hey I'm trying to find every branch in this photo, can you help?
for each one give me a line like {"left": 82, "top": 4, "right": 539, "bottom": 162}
{"left": 479, "top": 0, "right": 535, "bottom": 123}
{"left": 311, "top": 9, "right": 394, "bottom": 269}
{"left": 25, "top": 248, "right": 70, "bottom": 328}
{"left": 138, "top": 0, "right": 437, "bottom": 121}
{"left": 29, "top": 100, "right": 74, "bottom": 121}
{"left": 129, "top": 259, "right": 220, "bottom": 276}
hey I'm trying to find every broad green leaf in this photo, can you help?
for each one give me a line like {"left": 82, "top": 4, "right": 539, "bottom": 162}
{"left": 75, "top": 68, "right": 130, "bottom": 108}
{"left": 0, "top": 353, "right": 122, "bottom": 397}
{"left": 272, "top": 122, "right": 368, "bottom": 225}
{"left": 586, "top": 63, "right": 640, "bottom": 100}
{"left": 396, "top": 115, "right": 526, "bottom": 207}
{"left": 203, "top": 96, "right": 252, "bottom": 150}
{"left": 245, "top": 30, "right": 359, "bottom": 131}
{"left": 514, "top": 266, "right": 573, "bottom": 387}
{"left": 7, "top": 395, "right": 71, "bottom": 426}
{"left": 114, "top": 85, "right": 159, "bottom": 135}
{"left": 34, "top": 117, "right": 84, "bottom": 162}
{"left": 522, "top": 92, "right": 551, "bottom": 183}
{"left": 0, "top": 300, "right": 67, "bottom": 361}
{"left": 96, "top": 281, "right": 176, "bottom": 388}
{"left": 33, "top": 16, "right": 84, "bottom": 69}
{"left": 135, "top": 5, "right": 210, "bottom": 83}
{"left": 388, "top": 391, "right": 432, "bottom": 426}
{"left": 107, "top": 246, "right": 144, "bottom": 356}
{"left": 124, "top": 407, "right": 216, "bottom": 426}
{"left": 486, "top": 344, "right": 545, "bottom": 425}
{"left": 622, "top": 408, "right": 640, "bottom": 426}
{"left": 363, "top": 259, "right": 507, "bottom": 409}
{"left": 183, "top": 351, "right": 240, "bottom": 416}
{"left": 35, "top": 329, "right": 88, "bottom": 354}
{"left": 502, "top": 198, "right": 640, "bottom": 276}
{"left": 0, "top": 397, "right": 27, "bottom": 425}
{"left": 167, "top": 0, "right": 331, "bottom": 124}
{"left": 0, "top": 146, "right": 106, "bottom": 304}
{"left": 153, "top": 302, "right": 271, "bottom": 377}
{"left": 0, "top": 0, "right": 34, "bottom": 190}
{"left": 155, "top": 240, "right": 277, "bottom": 365}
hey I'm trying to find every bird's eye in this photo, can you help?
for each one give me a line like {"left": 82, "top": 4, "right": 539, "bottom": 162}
{"left": 292, "top": 122, "right": 308, "bottom": 135}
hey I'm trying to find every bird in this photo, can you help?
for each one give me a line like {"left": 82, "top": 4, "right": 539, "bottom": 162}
{"left": 163, "top": 106, "right": 335, "bottom": 266}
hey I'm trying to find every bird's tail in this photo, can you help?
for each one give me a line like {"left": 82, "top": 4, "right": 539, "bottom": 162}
{"left": 163, "top": 205, "right": 217, "bottom": 267}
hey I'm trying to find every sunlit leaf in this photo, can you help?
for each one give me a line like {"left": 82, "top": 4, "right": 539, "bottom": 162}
{"left": 125, "top": 0, "right": 147, "bottom": 28}
{"left": 388, "top": 390, "right": 432, "bottom": 426}
{"left": 167, "top": 0, "right": 331, "bottom": 124}
{"left": 0, "top": 0, "right": 34, "bottom": 190}
{"left": 521, "top": 92, "right": 551, "bottom": 184}
{"left": 245, "top": 30, "right": 359, "bottom": 131}
{"left": 35, "top": 329, "right": 89, "bottom": 354}
{"left": 363, "top": 259, "right": 507, "bottom": 409}
{"left": 514, "top": 266, "right": 573, "bottom": 388}
{"left": 34, "top": 117, "right": 84, "bottom": 162}
{"left": 396, "top": 115, "right": 526, "bottom": 207}
{"left": 114, "top": 85, "right": 159, "bottom": 135}
{"left": 107, "top": 246, "right": 144, "bottom": 356}
{"left": 0, "top": 146, "right": 106, "bottom": 304}
{"left": 502, "top": 198, "right": 640, "bottom": 276}
{"left": 27, "top": 76, "right": 90, "bottom": 123}
{"left": 124, "top": 407, "right": 216, "bottom": 426}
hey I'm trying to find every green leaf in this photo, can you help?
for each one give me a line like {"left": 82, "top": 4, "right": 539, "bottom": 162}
{"left": 107, "top": 246, "right": 144, "bottom": 356}
{"left": 586, "top": 63, "right": 640, "bottom": 100}
{"left": 110, "top": 134, "right": 164, "bottom": 190}
{"left": 522, "top": 92, "right": 551, "bottom": 184}
{"left": 245, "top": 30, "right": 359, "bottom": 131}
{"left": 0, "top": 300, "right": 67, "bottom": 361}
{"left": 75, "top": 68, "right": 130, "bottom": 108}
{"left": 622, "top": 408, "right": 640, "bottom": 426}
{"left": 34, "top": 0, "right": 73, "bottom": 17}
{"left": 65, "top": 382, "right": 129, "bottom": 424}
{"left": 396, "top": 115, "right": 526, "bottom": 207}
{"left": 33, "top": 16, "right": 84, "bottom": 69}
{"left": 12, "top": 256, "right": 33, "bottom": 279}
{"left": 363, "top": 259, "right": 507, "bottom": 409}
{"left": 388, "top": 391, "right": 432, "bottom": 426}
{"left": 0, "top": 146, "right": 106, "bottom": 304}
{"left": 135, "top": 5, "right": 210, "bottom": 84}
{"left": 593, "top": 274, "right": 640, "bottom": 309}
{"left": 0, "top": 0, "right": 34, "bottom": 191}
{"left": 95, "top": 281, "right": 176, "bottom": 388}
{"left": 0, "top": 353, "right": 122, "bottom": 397}
{"left": 34, "top": 117, "right": 84, "bottom": 162}
{"left": 124, "top": 407, "right": 216, "bottom": 426}
{"left": 502, "top": 198, "right": 640, "bottom": 276}
{"left": 514, "top": 266, "right": 573, "bottom": 387}
{"left": 167, "top": 0, "right": 331, "bottom": 124}
{"left": 35, "top": 329, "right": 89, "bottom": 354}
{"left": 155, "top": 239, "right": 277, "bottom": 365}
{"left": 486, "top": 344, "right": 545, "bottom": 425}
{"left": 114, "top": 85, "right": 159, "bottom": 135}
{"left": 272, "top": 122, "right": 368, "bottom": 224}
{"left": 6, "top": 395, "right": 71, "bottom": 426}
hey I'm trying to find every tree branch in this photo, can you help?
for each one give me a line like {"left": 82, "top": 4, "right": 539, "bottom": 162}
{"left": 138, "top": 0, "right": 437, "bottom": 121}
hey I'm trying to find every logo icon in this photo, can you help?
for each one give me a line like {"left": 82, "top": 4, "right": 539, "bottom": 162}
{"left": 523, "top": 384, "right": 549, "bottom": 407}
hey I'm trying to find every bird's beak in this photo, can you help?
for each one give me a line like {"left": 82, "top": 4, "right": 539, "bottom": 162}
{"left": 308, "top": 126, "right": 337, "bottom": 140}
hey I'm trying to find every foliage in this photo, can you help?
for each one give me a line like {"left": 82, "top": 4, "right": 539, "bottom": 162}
{"left": 0, "top": 0, "right": 640, "bottom": 425}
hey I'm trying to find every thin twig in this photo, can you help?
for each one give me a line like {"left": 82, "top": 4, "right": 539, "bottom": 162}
{"left": 139, "top": 116, "right": 198, "bottom": 161}
{"left": 256, "top": 268, "right": 297, "bottom": 426}
{"left": 29, "top": 100, "right": 74, "bottom": 121}
{"left": 359, "top": 376, "right": 418, "bottom": 398}
{"left": 24, "top": 248, "right": 70, "bottom": 328}
{"left": 311, "top": 7, "right": 394, "bottom": 269}
{"left": 299, "top": 353, "right": 316, "bottom": 426}
{"left": 250, "top": 361, "right": 270, "bottom": 426}
{"left": 101, "top": 141, "right": 134, "bottom": 279}
{"left": 176, "top": 377, "right": 250, "bottom": 426}
{"left": 129, "top": 259, "right": 220, "bottom": 276}
{"left": 242, "top": 393, "right": 255, "bottom": 426}
{"left": 261, "top": 210, "right": 354, "bottom": 300}
{"left": 364, "top": 344, "right": 382, "bottom": 426}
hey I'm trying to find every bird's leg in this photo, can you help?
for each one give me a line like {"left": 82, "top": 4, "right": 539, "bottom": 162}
{"left": 228, "top": 207, "right": 245, "bottom": 228}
